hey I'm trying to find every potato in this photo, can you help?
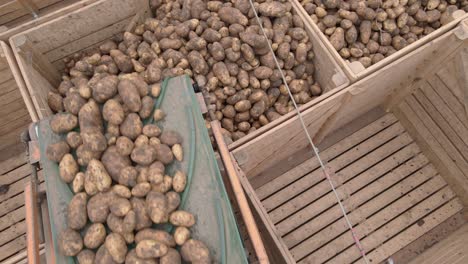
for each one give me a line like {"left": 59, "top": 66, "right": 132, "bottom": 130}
{"left": 148, "top": 161, "right": 164, "bottom": 184}
{"left": 109, "top": 197, "right": 131, "bottom": 217}
{"left": 174, "top": 226, "right": 191, "bottom": 246}
{"left": 160, "top": 248, "right": 182, "bottom": 264}
{"left": 142, "top": 124, "right": 161, "bottom": 138}
{"left": 59, "top": 153, "right": 78, "bottom": 183}
{"left": 330, "top": 28, "right": 345, "bottom": 50}
{"left": 153, "top": 109, "right": 166, "bottom": 121}
{"left": 66, "top": 131, "right": 82, "bottom": 148}
{"left": 131, "top": 197, "right": 152, "bottom": 230}
{"left": 103, "top": 99, "right": 125, "bottom": 125}
{"left": 47, "top": 91, "right": 64, "bottom": 112}
{"left": 102, "top": 145, "right": 132, "bottom": 181}
{"left": 160, "top": 130, "right": 182, "bottom": 146}
{"left": 63, "top": 92, "right": 86, "bottom": 116}
{"left": 118, "top": 79, "right": 141, "bottom": 112}
{"left": 172, "top": 144, "right": 183, "bottom": 161}
{"left": 172, "top": 170, "right": 187, "bottom": 193}
{"left": 81, "top": 130, "right": 107, "bottom": 152}
{"left": 58, "top": 228, "right": 83, "bottom": 256}
{"left": 93, "top": 75, "right": 119, "bottom": 103}
{"left": 258, "top": 2, "right": 287, "bottom": 17}
{"left": 136, "top": 240, "right": 168, "bottom": 258}
{"left": 72, "top": 172, "right": 85, "bottom": 193}
{"left": 68, "top": 192, "right": 88, "bottom": 230}
{"left": 77, "top": 249, "right": 95, "bottom": 264}
{"left": 110, "top": 50, "right": 133, "bottom": 73}
{"left": 120, "top": 113, "right": 143, "bottom": 140}
{"left": 125, "top": 249, "right": 157, "bottom": 264}
{"left": 169, "top": 210, "right": 195, "bottom": 227}
{"left": 150, "top": 83, "right": 161, "bottom": 97}
{"left": 154, "top": 144, "right": 174, "bottom": 165}
{"left": 132, "top": 182, "right": 151, "bottom": 197}
{"left": 78, "top": 100, "right": 103, "bottom": 132}
{"left": 131, "top": 145, "right": 156, "bottom": 165}
{"left": 115, "top": 137, "right": 133, "bottom": 157}
{"left": 95, "top": 245, "right": 117, "bottom": 264}
{"left": 46, "top": 141, "right": 70, "bottom": 162}
{"left": 86, "top": 159, "right": 112, "bottom": 192}
{"left": 218, "top": 6, "right": 248, "bottom": 26}
{"left": 50, "top": 113, "right": 78, "bottom": 134}
{"left": 187, "top": 51, "right": 209, "bottom": 75}
{"left": 146, "top": 191, "right": 168, "bottom": 223}
{"left": 87, "top": 192, "right": 110, "bottom": 223}
{"left": 181, "top": 239, "right": 210, "bottom": 264}
{"left": 119, "top": 166, "right": 138, "bottom": 187}
{"left": 113, "top": 184, "right": 131, "bottom": 198}
{"left": 166, "top": 191, "right": 180, "bottom": 213}
{"left": 84, "top": 223, "right": 106, "bottom": 249}
{"left": 105, "top": 233, "right": 127, "bottom": 263}
{"left": 135, "top": 228, "right": 176, "bottom": 246}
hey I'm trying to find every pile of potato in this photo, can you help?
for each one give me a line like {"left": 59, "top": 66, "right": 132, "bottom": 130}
{"left": 52, "top": 0, "right": 322, "bottom": 143}
{"left": 46, "top": 33, "right": 212, "bottom": 264}
{"left": 300, "top": 0, "right": 467, "bottom": 67}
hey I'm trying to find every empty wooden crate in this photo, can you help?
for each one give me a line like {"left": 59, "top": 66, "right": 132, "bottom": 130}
{"left": 9, "top": 0, "right": 350, "bottom": 150}
{"left": 291, "top": 0, "right": 467, "bottom": 82}
{"left": 229, "top": 18, "right": 468, "bottom": 264}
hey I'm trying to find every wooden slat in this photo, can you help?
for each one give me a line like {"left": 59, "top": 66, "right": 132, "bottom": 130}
{"left": 0, "top": 220, "right": 25, "bottom": 247}
{"left": 255, "top": 114, "right": 397, "bottom": 199}
{"left": 327, "top": 185, "right": 457, "bottom": 264}
{"left": 428, "top": 75, "right": 468, "bottom": 126}
{"left": 0, "top": 152, "right": 25, "bottom": 174}
{"left": 0, "top": 169, "right": 43, "bottom": 202}
{"left": 419, "top": 83, "right": 468, "bottom": 145}
{"left": 436, "top": 65, "right": 463, "bottom": 104}
{"left": 0, "top": 205, "right": 25, "bottom": 231}
{"left": 0, "top": 235, "right": 26, "bottom": 261}
{"left": 409, "top": 223, "right": 468, "bottom": 264}
{"left": 0, "top": 164, "right": 30, "bottom": 185}
{"left": 395, "top": 102, "right": 468, "bottom": 204}
{"left": 406, "top": 95, "right": 468, "bottom": 173}
{"left": 358, "top": 198, "right": 464, "bottom": 264}
{"left": 263, "top": 121, "right": 405, "bottom": 212}
{"left": 272, "top": 131, "right": 414, "bottom": 232}
{"left": 415, "top": 86, "right": 468, "bottom": 160}
{"left": 0, "top": 87, "right": 22, "bottom": 105}
{"left": 290, "top": 159, "right": 433, "bottom": 259}
{"left": 0, "top": 78, "right": 17, "bottom": 96}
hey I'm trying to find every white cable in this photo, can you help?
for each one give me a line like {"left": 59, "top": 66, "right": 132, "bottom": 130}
{"left": 246, "top": 1, "right": 370, "bottom": 263}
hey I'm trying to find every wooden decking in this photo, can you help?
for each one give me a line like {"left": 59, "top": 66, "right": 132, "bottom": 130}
{"left": 254, "top": 112, "right": 464, "bottom": 264}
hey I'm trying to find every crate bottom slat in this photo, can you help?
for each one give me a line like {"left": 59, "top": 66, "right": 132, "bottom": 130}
{"left": 253, "top": 110, "right": 464, "bottom": 264}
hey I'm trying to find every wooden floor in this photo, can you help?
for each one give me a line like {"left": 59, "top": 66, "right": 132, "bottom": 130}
{"left": 254, "top": 111, "right": 464, "bottom": 264}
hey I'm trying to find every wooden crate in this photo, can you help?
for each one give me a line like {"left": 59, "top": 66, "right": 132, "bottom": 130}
{"left": 8, "top": 0, "right": 350, "bottom": 150}
{"left": 291, "top": 0, "right": 468, "bottom": 82}
{"left": 229, "top": 18, "right": 468, "bottom": 263}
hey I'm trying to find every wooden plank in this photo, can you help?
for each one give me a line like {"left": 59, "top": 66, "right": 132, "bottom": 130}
{"left": 415, "top": 85, "right": 468, "bottom": 158}
{"left": 0, "top": 234, "right": 26, "bottom": 261}
{"left": 428, "top": 75, "right": 468, "bottom": 126}
{"left": 0, "top": 219, "right": 25, "bottom": 247}
{"left": 0, "top": 152, "right": 25, "bottom": 174}
{"left": 0, "top": 87, "right": 22, "bottom": 105}
{"left": 406, "top": 220, "right": 468, "bottom": 264}
{"left": 0, "top": 169, "right": 43, "bottom": 201}
{"left": 0, "top": 205, "right": 25, "bottom": 231}
{"left": 269, "top": 131, "right": 414, "bottom": 228}
{"left": 0, "top": 78, "right": 17, "bottom": 96}
{"left": 0, "top": 179, "right": 43, "bottom": 219}
{"left": 289, "top": 159, "right": 434, "bottom": 259}
{"left": 46, "top": 15, "right": 133, "bottom": 63}
{"left": 255, "top": 113, "right": 397, "bottom": 199}
{"left": 0, "top": 126, "right": 26, "bottom": 150}
{"left": 327, "top": 186, "right": 458, "bottom": 264}
{"left": 263, "top": 121, "right": 406, "bottom": 211}
{"left": 436, "top": 65, "right": 463, "bottom": 104}
{"left": 0, "top": 0, "right": 22, "bottom": 16}
{"left": 0, "top": 164, "right": 30, "bottom": 185}
{"left": 421, "top": 83, "right": 468, "bottom": 141}
{"left": 394, "top": 102, "right": 468, "bottom": 204}
{"left": 406, "top": 95, "right": 468, "bottom": 173}
{"left": 357, "top": 198, "right": 464, "bottom": 264}
{"left": 0, "top": 113, "right": 30, "bottom": 135}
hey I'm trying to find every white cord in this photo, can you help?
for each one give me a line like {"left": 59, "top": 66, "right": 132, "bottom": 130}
{"left": 246, "top": 1, "right": 370, "bottom": 263}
